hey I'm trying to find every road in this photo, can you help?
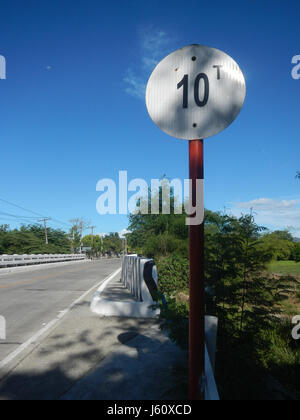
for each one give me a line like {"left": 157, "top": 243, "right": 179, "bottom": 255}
{"left": 0, "top": 259, "right": 121, "bottom": 364}
{"left": 0, "top": 258, "right": 187, "bottom": 400}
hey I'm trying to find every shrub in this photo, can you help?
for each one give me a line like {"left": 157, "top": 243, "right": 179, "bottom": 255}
{"left": 156, "top": 293, "right": 189, "bottom": 350}
{"left": 156, "top": 254, "right": 189, "bottom": 296}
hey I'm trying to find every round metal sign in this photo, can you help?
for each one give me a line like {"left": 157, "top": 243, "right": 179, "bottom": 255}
{"left": 145, "top": 44, "right": 246, "bottom": 140}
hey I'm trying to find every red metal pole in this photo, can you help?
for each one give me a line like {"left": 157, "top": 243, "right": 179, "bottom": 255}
{"left": 189, "top": 139, "right": 205, "bottom": 400}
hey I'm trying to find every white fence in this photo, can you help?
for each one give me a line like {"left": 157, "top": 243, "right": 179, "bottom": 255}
{"left": 0, "top": 254, "right": 86, "bottom": 268}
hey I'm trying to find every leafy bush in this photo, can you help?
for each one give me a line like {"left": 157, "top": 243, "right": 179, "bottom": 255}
{"left": 258, "top": 322, "right": 300, "bottom": 399}
{"left": 258, "top": 230, "right": 295, "bottom": 261}
{"left": 156, "top": 254, "right": 189, "bottom": 296}
{"left": 129, "top": 201, "right": 300, "bottom": 399}
{"left": 157, "top": 294, "right": 189, "bottom": 350}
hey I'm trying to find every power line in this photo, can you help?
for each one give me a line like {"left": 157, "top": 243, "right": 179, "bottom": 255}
{"left": 0, "top": 217, "right": 31, "bottom": 222}
{"left": 0, "top": 215, "right": 71, "bottom": 231}
{"left": 0, "top": 211, "right": 38, "bottom": 219}
{"left": 0, "top": 216, "right": 40, "bottom": 224}
{"left": 0, "top": 197, "right": 45, "bottom": 217}
{"left": 0, "top": 197, "right": 72, "bottom": 229}
{"left": 50, "top": 218, "right": 72, "bottom": 227}
{"left": 0, "top": 211, "right": 44, "bottom": 225}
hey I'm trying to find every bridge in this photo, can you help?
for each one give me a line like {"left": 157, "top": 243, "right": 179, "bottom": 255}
{"left": 0, "top": 256, "right": 218, "bottom": 400}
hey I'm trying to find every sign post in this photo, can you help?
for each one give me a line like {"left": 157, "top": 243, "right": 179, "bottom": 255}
{"left": 146, "top": 44, "right": 246, "bottom": 400}
{"left": 189, "top": 139, "right": 205, "bottom": 399}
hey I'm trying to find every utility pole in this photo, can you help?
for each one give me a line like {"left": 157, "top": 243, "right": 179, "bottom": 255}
{"left": 90, "top": 226, "right": 96, "bottom": 245}
{"left": 38, "top": 217, "right": 51, "bottom": 245}
{"left": 90, "top": 226, "right": 96, "bottom": 256}
{"left": 100, "top": 235, "right": 103, "bottom": 257}
{"left": 69, "top": 218, "right": 90, "bottom": 254}
{"left": 79, "top": 220, "right": 83, "bottom": 254}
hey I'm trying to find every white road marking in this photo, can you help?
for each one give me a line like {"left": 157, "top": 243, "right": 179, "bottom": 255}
{"left": 0, "top": 267, "right": 121, "bottom": 371}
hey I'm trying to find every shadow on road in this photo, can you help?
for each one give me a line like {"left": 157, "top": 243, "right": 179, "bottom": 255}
{"left": 0, "top": 315, "right": 188, "bottom": 400}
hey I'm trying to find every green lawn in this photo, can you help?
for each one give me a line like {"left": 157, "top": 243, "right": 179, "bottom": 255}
{"left": 267, "top": 260, "right": 300, "bottom": 277}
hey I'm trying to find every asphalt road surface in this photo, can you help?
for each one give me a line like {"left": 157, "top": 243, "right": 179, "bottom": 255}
{"left": 0, "top": 259, "right": 121, "bottom": 364}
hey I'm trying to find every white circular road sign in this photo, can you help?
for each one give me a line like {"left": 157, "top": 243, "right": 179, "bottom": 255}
{"left": 146, "top": 44, "right": 246, "bottom": 140}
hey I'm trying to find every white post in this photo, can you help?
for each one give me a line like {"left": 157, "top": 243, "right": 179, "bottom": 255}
{"left": 0, "top": 316, "right": 6, "bottom": 340}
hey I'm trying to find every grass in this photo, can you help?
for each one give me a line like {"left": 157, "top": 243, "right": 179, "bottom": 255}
{"left": 281, "top": 300, "right": 299, "bottom": 317}
{"left": 267, "top": 261, "right": 300, "bottom": 314}
{"left": 267, "top": 260, "right": 300, "bottom": 277}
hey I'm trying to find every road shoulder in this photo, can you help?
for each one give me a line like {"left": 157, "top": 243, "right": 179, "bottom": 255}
{"left": 0, "top": 273, "right": 186, "bottom": 400}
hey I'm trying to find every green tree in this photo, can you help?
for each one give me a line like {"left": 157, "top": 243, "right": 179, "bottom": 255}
{"left": 0, "top": 224, "right": 71, "bottom": 254}
{"left": 258, "top": 230, "right": 294, "bottom": 261}
{"left": 293, "top": 242, "right": 300, "bottom": 262}
{"left": 82, "top": 234, "right": 102, "bottom": 255}
{"left": 128, "top": 179, "right": 188, "bottom": 258}
{"left": 0, "top": 225, "right": 9, "bottom": 254}
{"left": 102, "top": 233, "right": 123, "bottom": 256}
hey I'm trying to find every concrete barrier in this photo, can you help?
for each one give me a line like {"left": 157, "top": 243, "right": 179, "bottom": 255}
{"left": 91, "top": 258, "right": 219, "bottom": 398}
{"left": 91, "top": 255, "right": 160, "bottom": 318}
{"left": 205, "top": 344, "right": 220, "bottom": 400}
{"left": 205, "top": 315, "right": 218, "bottom": 373}
{"left": 122, "top": 256, "right": 158, "bottom": 303}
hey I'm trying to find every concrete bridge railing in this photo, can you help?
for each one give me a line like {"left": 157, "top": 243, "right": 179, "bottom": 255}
{"left": 121, "top": 255, "right": 158, "bottom": 304}
{"left": 0, "top": 254, "right": 86, "bottom": 268}
{"left": 91, "top": 255, "right": 160, "bottom": 318}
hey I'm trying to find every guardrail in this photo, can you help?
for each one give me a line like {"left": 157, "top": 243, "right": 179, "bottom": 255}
{"left": 0, "top": 254, "right": 86, "bottom": 268}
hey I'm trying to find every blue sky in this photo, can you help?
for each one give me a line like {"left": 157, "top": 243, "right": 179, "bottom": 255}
{"left": 0, "top": 0, "right": 299, "bottom": 236}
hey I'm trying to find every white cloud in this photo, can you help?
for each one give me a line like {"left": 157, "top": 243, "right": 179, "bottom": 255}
{"left": 229, "top": 197, "right": 300, "bottom": 235}
{"left": 124, "top": 27, "right": 174, "bottom": 100}
{"left": 119, "top": 228, "right": 131, "bottom": 238}
{"left": 140, "top": 28, "right": 172, "bottom": 71}
{"left": 96, "top": 232, "right": 107, "bottom": 238}
{"left": 123, "top": 70, "right": 146, "bottom": 100}
{"left": 236, "top": 198, "right": 299, "bottom": 211}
